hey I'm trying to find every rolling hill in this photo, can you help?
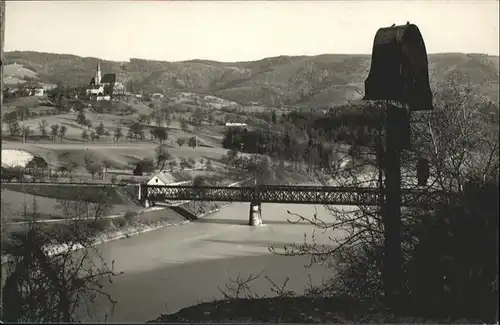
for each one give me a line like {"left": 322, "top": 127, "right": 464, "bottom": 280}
{"left": 5, "top": 51, "right": 499, "bottom": 108}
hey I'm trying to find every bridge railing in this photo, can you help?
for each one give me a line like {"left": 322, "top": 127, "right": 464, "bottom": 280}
{"left": 145, "top": 184, "right": 457, "bottom": 207}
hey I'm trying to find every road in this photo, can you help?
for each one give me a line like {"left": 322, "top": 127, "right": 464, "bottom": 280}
{"left": 78, "top": 202, "right": 353, "bottom": 323}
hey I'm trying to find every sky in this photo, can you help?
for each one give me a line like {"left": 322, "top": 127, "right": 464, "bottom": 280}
{"left": 4, "top": 0, "right": 499, "bottom": 62}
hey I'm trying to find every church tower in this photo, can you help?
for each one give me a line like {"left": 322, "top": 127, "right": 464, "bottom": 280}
{"left": 95, "top": 61, "right": 101, "bottom": 85}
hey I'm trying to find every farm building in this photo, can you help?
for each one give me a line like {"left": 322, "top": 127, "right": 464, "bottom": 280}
{"left": 147, "top": 172, "right": 178, "bottom": 186}
{"left": 147, "top": 171, "right": 189, "bottom": 186}
{"left": 24, "top": 156, "right": 50, "bottom": 178}
{"left": 225, "top": 122, "right": 247, "bottom": 127}
{"left": 34, "top": 87, "right": 44, "bottom": 96}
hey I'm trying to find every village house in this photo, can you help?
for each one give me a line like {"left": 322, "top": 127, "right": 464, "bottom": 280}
{"left": 147, "top": 171, "right": 178, "bottom": 186}
{"left": 25, "top": 156, "right": 50, "bottom": 178}
{"left": 34, "top": 87, "right": 44, "bottom": 96}
{"left": 147, "top": 171, "right": 191, "bottom": 186}
{"left": 152, "top": 93, "right": 164, "bottom": 99}
{"left": 225, "top": 122, "right": 247, "bottom": 127}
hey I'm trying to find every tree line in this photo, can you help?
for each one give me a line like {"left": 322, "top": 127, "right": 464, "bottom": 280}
{"left": 222, "top": 103, "right": 383, "bottom": 172}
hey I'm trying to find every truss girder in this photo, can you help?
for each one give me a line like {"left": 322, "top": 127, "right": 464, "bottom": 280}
{"left": 145, "top": 185, "right": 453, "bottom": 207}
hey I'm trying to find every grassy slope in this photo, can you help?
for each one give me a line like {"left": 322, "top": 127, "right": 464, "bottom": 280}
{"left": 5, "top": 51, "right": 499, "bottom": 107}
{"left": 1, "top": 187, "right": 141, "bottom": 222}
{"left": 2, "top": 142, "right": 228, "bottom": 170}
{"left": 3, "top": 63, "right": 40, "bottom": 85}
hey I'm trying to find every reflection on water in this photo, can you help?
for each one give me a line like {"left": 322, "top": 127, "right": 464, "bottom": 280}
{"left": 79, "top": 202, "right": 352, "bottom": 323}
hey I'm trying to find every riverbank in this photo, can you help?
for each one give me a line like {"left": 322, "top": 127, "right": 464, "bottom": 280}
{"left": 86, "top": 200, "right": 232, "bottom": 248}
{"left": 1, "top": 200, "right": 232, "bottom": 264}
{"left": 147, "top": 296, "right": 476, "bottom": 324}
{"left": 1, "top": 177, "right": 249, "bottom": 261}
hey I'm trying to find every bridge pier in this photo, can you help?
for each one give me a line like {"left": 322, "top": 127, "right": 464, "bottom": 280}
{"left": 248, "top": 201, "right": 262, "bottom": 226}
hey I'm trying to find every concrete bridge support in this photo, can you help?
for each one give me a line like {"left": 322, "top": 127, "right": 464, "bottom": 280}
{"left": 248, "top": 201, "right": 263, "bottom": 226}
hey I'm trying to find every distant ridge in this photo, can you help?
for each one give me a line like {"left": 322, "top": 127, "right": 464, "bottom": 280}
{"left": 5, "top": 51, "right": 499, "bottom": 107}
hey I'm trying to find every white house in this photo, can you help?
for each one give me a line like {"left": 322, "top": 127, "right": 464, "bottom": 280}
{"left": 147, "top": 171, "right": 188, "bottom": 186}
{"left": 34, "top": 88, "right": 44, "bottom": 96}
{"left": 225, "top": 122, "right": 247, "bottom": 127}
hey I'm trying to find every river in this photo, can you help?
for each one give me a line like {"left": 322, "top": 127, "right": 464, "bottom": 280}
{"left": 79, "top": 202, "right": 355, "bottom": 323}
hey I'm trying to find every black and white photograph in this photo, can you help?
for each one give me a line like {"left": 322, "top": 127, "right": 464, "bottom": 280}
{"left": 0, "top": 0, "right": 498, "bottom": 323}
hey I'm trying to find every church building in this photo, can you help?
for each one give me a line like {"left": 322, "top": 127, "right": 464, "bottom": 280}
{"left": 86, "top": 61, "right": 125, "bottom": 100}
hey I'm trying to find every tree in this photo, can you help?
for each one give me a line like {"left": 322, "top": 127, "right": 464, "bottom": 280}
{"left": 207, "top": 113, "right": 214, "bottom": 126}
{"left": 81, "top": 130, "right": 89, "bottom": 141}
{"left": 179, "top": 157, "right": 189, "bottom": 170}
{"left": 101, "top": 160, "right": 111, "bottom": 180}
{"left": 176, "top": 138, "right": 186, "bottom": 147}
{"left": 1, "top": 195, "right": 121, "bottom": 322}
{"left": 133, "top": 163, "right": 143, "bottom": 176}
{"left": 84, "top": 119, "right": 92, "bottom": 131}
{"left": 15, "top": 105, "right": 30, "bottom": 121}
{"left": 128, "top": 122, "right": 144, "bottom": 140}
{"left": 38, "top": 120, "right": 49, "bottom": 138}
{"left": 188, "top": 136, "right": 197, "bottom": 149}
{"left": 95, "top": 121, "right": 105, "bottom": 139}
{"left": 168, "top": 159, "right": 178, "bottom": 171}
{"left": 90, "top": 131, "right": 98, "bottom": 142}
{"left": 266, "top": 79, "right": 499, "bottom": 320}
{"left": 59, "top": 125, "right": 67, "bottom": 143}
{"left": 8, "top": 121, "right": 21, "bottom": 137}
{"left": 180, "top": 119, "right": 189, "bottom": 133}
{"left": 63, "top": 161, "right": 78, "bottom": 180}
{"left": 20, "top": 125, "right": 31, "bottom": 144}
{"left": 50, "top": 124, "right": 60, "bottom": 143}
{"left": 155, "top": 109, "right": 164, "bottom": 127}
{"left": 187, "top": 157, "right": 196, "bottom": 169}
{"left": 4, "top": 111, "right": 18, "bottom": 123}
{"left": 135, "top": 158, "right": 155, "bottom": 175}
{"left": 205, "top": 159, "right": 213, "bottom": 171}
{"left": 153, "top": 127, "right": 168, "bottom": 143}
{"left": 155, "top": 144, "right": 172, "bottom": 170}
{"left": 114, "top": 127, "right": 123, "bottom": 143}
{"left": 163, "top": 109, "right": 172, "bottom": 129}
{"left": 86, "top": 161, "right": 103, "bottom": 180}
{"left": 76, "top": 110, "right": 86, "bottom": 126}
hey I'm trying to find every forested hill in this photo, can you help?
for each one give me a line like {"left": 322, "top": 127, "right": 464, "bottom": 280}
{"left": 5, "top": 51, "right": 499, "bottom": 107}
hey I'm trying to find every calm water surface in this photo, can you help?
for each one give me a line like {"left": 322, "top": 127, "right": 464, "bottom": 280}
{"left": 80, "top": 202, "right": 354, "bottom": 323}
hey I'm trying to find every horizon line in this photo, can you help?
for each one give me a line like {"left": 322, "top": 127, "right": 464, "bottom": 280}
{"left": 4, "top": 49, "right": 499, "bottom": 64}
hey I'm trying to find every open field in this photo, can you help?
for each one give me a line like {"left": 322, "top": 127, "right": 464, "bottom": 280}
{"left": 2, "top": 142, "right": 229, "bottom": 170}
{"left": 1, "top": 187, "right": 141, "bottom": 222}
{"left": 3, "top": 63, "right": 40, "bottom": 85}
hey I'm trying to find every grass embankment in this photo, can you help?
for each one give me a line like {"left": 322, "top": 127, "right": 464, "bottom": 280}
{"left": 1, "top": 184, "right": 140, "bottom": 222}
{"left": 147, "top": 296, "right": 476, "bottom": 324}
{"left": 2, "top": 142, "right": 229, "bottom": 171}
{"left": 1, "top": 173, "right": 242, "bottom": 250}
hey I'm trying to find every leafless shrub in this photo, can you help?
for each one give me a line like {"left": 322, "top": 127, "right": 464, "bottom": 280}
{"left": 217, "top": 270, "right": 306, "bottom": 301}
{"left": 1, "top": 191, "right": 123, "bottom": 322}
{"left": 267, "top": 77, "right": 499, "bottom": 321}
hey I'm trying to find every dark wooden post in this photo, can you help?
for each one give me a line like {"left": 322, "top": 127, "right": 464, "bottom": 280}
{"left": 363, "top": 23, "right": 433, "bottom": 312}
{"left": 383, "top": 102, "right": 405, "bottom": 309}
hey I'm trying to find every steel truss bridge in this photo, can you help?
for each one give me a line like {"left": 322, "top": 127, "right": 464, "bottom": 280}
{"left": 1, "top": 181, "right": 455, "bottom": 208}
{"left": 143, "top": 184, "right": 455, "bottom": 207}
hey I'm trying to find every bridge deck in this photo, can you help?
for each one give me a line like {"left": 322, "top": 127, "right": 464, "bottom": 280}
{"left": 1, "top": 182, "right": 454, "bottom": 207}
{"left": 145, "top": 185, "right": 454, "bottom": 207}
